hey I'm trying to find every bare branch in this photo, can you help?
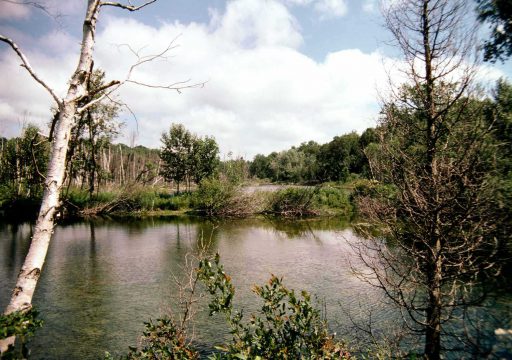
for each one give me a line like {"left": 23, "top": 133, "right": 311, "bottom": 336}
{"left": 100, "top": 0, "right": 156, "bottom": 11}
{"left": 0, "top": 35, "right": 62, "bottom": 106}
{"left": 125, "top": 79, "right": 205, "bottom": 94}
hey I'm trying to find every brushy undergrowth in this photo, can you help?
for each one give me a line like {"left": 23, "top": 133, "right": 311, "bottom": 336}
{"left": 64, "top": 186, "right": 192, "bottom": 217}
{"left": 264, "top": 186, "right": 353, "bottom": 217}
{"left": 191, "top": 178, "right": 264, "bottom": 217}
{"left": 0, "top": 309, "right": 43, "bottom": 359}
{"left": 114, "top": 253, "right": 351, "bottom": 360}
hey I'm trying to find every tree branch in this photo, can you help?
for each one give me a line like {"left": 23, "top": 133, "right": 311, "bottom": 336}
{"left": 0, "top": 35, "right": 62, "bottom": 106}
{"left": 100, "top": 0, "right": 157, "bottom": 11}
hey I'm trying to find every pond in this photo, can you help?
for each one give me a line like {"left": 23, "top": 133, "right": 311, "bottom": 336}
{"left": 0, "top": 217, "right": 510, "bottom": 358}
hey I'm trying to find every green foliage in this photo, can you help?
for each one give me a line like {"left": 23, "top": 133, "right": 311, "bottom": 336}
{"left": 312, "top": 186, "right": 353, "bottom": 216}
{"left": 0, "top": 124, "right": 49, "bottom": 201}
{"left": 64, "top": 187, "right": 192, "bottom": 216}
{"left": 191, "top": 178, "right": 259, "bottom": 217}
{"left": 317, "top": 132, "right": 364, "bottom": 183}
{"left": 249, "top": 131, "right": 377, "bottom": 185}
{"left": 192, "top": 178, "right": 235, "bottom": 216}
{"left": 160, "top": 123, "right": 220, "bottom": 192}
{"left": 351, "top": 179, "right": 397, "bottom": 201}
{"left": 476, "top": 0, "right": 512, "bottom": 62}
{"left": 197, "top": 254, "right": 351, "bottom": 360}
{"left": 123, "top": 318, "right": 198, "bottom": 360}
{"left": 160, "top": 124, "right": 194, "bottom": 192}
{"left": 265, "top": 187, "right": 319, "bottom": 217}
{"left": 219, "top": 154, "right": 249, "bottom": 185}
{"left": 191, "top": 136, "right": 220, "bottom": 184}
{"left": 0, "top": 309, "right": 43, "bottom": 359}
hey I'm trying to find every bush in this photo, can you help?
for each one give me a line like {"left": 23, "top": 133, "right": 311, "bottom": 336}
{"left": 0, "top": 309, "right": 43, "bottom": 359}
{"left": 118, "top": 318, "right": 197, "bottom": 360}
{"left": 63, "top": 187, "right": 193, "bottom": 216}
{"left": 192, "top": 178, "right": 260, "bottom": 217}
{"left": 351, "top": 179, "right": 397, "bottom": 201}
{"left": 313, "top": 186, "right": 353, "bottom": 216}
{"left": 198, "top": 254, "right": 351, "bottom": 360}
{"left": 120, "top": 254, "right": 351, "bottom": 359}
{"left": 265, "top": 187, "right": 319, "bottom": 217}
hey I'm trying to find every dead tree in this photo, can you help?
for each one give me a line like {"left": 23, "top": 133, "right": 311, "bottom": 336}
{"left": 0, "top": 0, "right": 202, "bottom": 353}
{"left": 351, "top": 1, "right": 499, "bottom": 359}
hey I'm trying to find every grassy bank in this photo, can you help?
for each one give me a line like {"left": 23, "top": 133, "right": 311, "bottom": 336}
{"left": 0, "top": 181, "right": 361, "bottom": 220}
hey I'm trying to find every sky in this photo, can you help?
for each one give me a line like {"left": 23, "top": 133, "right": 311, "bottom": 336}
{"left": 0, "top": 0, "right": 510, "bottom": 159}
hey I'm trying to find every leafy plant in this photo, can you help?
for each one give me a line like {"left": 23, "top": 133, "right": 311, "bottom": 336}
{"left": 198, "top": 254, "right": 351, "bottom": 360}
{"left": 123, "top": 318, "right": 198, "bottom": 360}
{"left": 265, "top": 187, "right": 319, "bottom": 217}
{"left": 0, "top": 309, "right": 43, "bottom": 359}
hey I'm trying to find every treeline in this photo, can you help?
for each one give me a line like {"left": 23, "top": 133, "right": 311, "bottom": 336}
{"left": 0, "top": 128, "right": 162, "bottom": 208}
{"left": 249, "top": 129, "right": 377, "bottom": 183}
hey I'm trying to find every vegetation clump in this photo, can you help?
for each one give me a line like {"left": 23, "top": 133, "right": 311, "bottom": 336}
{"left": 117, "top": 253, "right": 351, "bottom": 360}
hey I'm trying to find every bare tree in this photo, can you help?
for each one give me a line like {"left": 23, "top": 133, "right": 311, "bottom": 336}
{"left": 0, "top": 0, "right": 200, "bottom": 353}
{"left": 351, "top": 0, "right": 499, "bottom": 359}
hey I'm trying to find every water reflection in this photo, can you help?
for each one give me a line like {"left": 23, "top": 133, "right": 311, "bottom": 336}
{"left": 0, "top": 217, "right": 509, "bottom": 359}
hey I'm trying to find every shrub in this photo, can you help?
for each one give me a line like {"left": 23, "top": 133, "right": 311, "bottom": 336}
{"left": 198, "top": 254, "right": 351, "bottom": 360}
{"left": 265, "top": 187, "right": 319, "bottom": 217}
{"left": 0, "top": 309, "right": 43, "bottom": 359}
{"left": 121, "top": 318, "right": 197, "bottom": 360}
{"left": 117, "top": 254, "right": 351, "bottom": 359}
{"left": 192, "top": 178, "right": 260, "bottom": 217}
{"left": 313, "top": 186, "right": 353, "bottom": 216}
{"left": 350, "top": 179, "right": 397, "bottom": 203}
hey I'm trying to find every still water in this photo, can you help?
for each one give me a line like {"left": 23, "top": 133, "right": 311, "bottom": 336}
{"left": 1, "top": 217, "right": 373, "bottom": 359}
{"left": 0, "top": 217, "right": 509, "bottom": 359}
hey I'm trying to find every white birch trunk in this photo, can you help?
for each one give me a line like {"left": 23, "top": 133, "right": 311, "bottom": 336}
{"left": 0, "top": 1, "right": 101, "bottom": 353}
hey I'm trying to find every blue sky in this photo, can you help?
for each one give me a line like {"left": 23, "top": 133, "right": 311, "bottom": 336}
{"left": 0, "top": 0, "right": 509, "bottom": 158}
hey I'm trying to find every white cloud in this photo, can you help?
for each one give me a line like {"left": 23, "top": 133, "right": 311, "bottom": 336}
{"left": 362, "top": 0, "right": 377, "bottom": 13}
{"left": 0, "top": 0, "right": 395, "bottom": 158}
{"left": 281, "top": 0, "right": 348, "bottom": 19}
{"left": 0, "top": 2, "right": 31, "bottom": 19}
{"left": 314, "top": 0, "right": 348, "bottom": 18}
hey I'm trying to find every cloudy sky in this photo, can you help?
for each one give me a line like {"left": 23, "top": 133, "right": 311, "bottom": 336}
{"left": 0, "top": 0, "right": 510, "bottom": 159}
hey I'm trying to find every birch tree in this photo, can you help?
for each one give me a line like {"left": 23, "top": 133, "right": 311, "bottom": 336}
{"left": 0, "top": 0, "right": 198, "bottom": 353}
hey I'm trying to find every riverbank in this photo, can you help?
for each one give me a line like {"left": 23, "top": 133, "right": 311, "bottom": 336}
{"left": 0, "top": 181, "right": 365, "bottom": 221}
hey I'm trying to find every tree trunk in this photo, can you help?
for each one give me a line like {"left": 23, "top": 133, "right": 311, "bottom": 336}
{"left": 424, "top": 254, "right": 442, "bottom": 360}
{"left": 0, "top": 1, "right": 100, "bottom": 353}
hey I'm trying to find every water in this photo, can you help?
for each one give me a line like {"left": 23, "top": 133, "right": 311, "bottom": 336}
{"left": 0, "top": 217, "right": 510, "bottom": 359}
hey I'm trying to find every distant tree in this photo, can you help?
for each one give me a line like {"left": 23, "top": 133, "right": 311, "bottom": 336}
{"left": 0, "top": 125, "right": 49, "bottom": 199}
{"left": 160, "top": 124, "right": 194, "bottom": 193}
{"left": 191, "top": 136, "right": 220, "bottom": 184}
{"left": 359, "top": 127, "right": 379, "bottom": 178}
{"left": 476, "top": 0, "right": 512, "bottom": 62}
{"left": 297, "top": 141, "right": 321, "bottom": 182}
{"left": 317, "top": 132, "right": 362, "bottom": 182}
{"left": 220, "top": 153, "right": 249, "bottom": 185}
{"left": 249, "top": 154, "right": 272, "bottom": 180}
{"left": 66, "top": 69, "right": 121, "bottom": 196}
{"left": 269, "top": 148, "right": 306, "bottom": 183}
